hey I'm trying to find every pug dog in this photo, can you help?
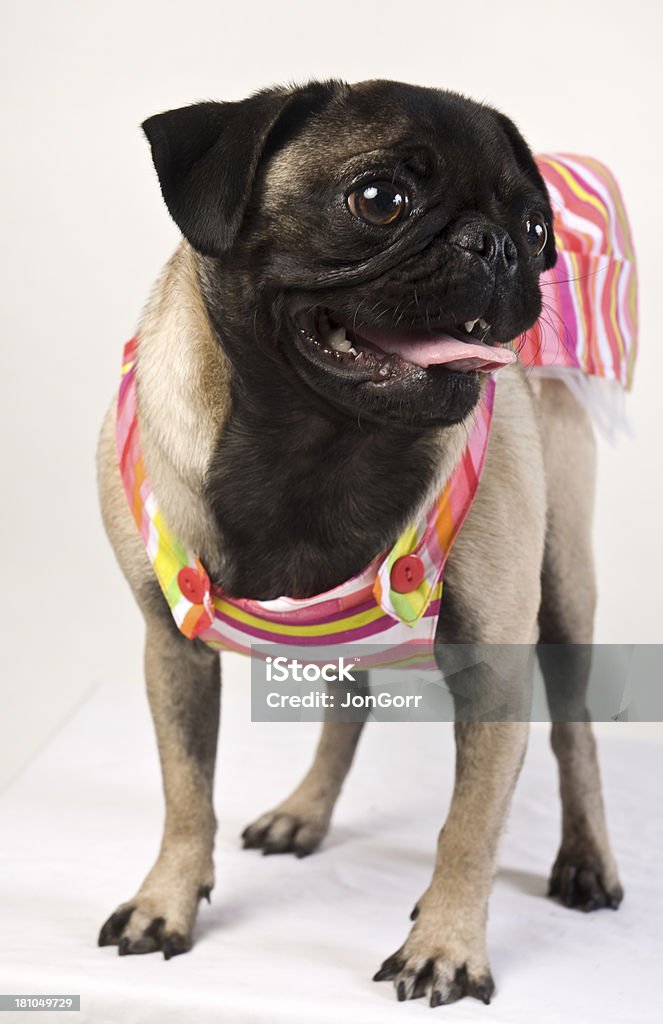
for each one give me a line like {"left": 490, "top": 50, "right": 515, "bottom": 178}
{"left": 96, "top": 79, "right": 623, "bottom": 1006}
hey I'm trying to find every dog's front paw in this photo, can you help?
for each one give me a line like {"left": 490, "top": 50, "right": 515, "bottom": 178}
{"left": 241, "top": 806, "right": 329, "bottom": 858}
{"left": 548, "top": 849, "right": 623, "bottom": 912}
{"left": 98, "top": 898, "right": 195, "bottom": 958}
{"left": 373, "top": 908, "right": 495, "bottom": 1007}
{"left": 98, "top": 855, "right": 214, "bottom": 958}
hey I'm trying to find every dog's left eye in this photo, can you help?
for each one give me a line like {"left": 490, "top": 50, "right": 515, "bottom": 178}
{"left": 347, "top": 181, "right": 410, "bottom": 226}
{"left": 525, "top": 211, "right": 548, "bottom": 256}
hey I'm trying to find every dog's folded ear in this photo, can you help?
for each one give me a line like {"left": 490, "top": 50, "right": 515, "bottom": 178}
{"left": 142, "top": 82, "right": 342, "bottom": 256}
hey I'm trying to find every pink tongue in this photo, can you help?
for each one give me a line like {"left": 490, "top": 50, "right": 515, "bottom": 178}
{"left": 349, "top": 324, "right": 517, "bottom": 372}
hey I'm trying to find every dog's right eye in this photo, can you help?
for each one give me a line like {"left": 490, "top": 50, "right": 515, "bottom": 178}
{"left": 347, "top": 181, "right": 410, "bottom": 226}
{"left": 524, "top": 211, "right": 548, "bottom": 256}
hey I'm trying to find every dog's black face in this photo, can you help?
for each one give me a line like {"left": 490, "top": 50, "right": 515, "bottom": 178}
{"left": 143, "top": 80, "right": 555, "bottom": 429}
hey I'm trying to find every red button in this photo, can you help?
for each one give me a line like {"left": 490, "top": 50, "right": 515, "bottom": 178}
{"left": 178, "top": 566, "right": 209, "bottom": 605}
{"left": 390, "top": 554, "right": 425, "bottom": 593}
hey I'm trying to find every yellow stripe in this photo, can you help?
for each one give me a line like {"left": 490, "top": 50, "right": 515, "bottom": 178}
{"left": 211, "top": 595, "right": 386, "bottom": 637}
{"left": 627, "top": 268, "right": 638, "bottom": 390}
{"left": 546, "top": 158, "right": 612, "bottom": 254}
{"left": 152, "top": 509, "right": 184, "bottom": 592}
{"left": 608, "top": 259, "right": 625, "bottom": 364}
{"left": 581, "top": 156, "right": 633, "bottom": 261}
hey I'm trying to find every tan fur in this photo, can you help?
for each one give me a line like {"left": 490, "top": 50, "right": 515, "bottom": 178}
{"left": 537, "top": 380, "right": 622, "bottom": 904}
{"left": 242, "top": 720, "right": 367, "bottom": 856}
{"left": 136, "top": 241, "right": 231, "bottom": 569}
{"left": 98, "top": 241, "right": 231, "bottom": 597}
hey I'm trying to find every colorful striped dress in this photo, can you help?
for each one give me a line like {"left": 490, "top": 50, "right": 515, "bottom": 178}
{"left": 115, "top": 154, "right": 637, "bottom": 667}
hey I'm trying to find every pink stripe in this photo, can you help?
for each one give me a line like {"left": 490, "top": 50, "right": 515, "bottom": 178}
{"left": 202, "top": 632, "right": 441, "bottom": 669}
{"left": 118, "top": 366, "right": 134, "bottom": 407}
{"left": 225, "top": 584, "right": 378, "bottom": 625}
{"left": 116, "top": 383, "right": 137, "bottom": 453}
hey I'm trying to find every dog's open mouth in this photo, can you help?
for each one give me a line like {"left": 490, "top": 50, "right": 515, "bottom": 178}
{"left": 293, "top": 309, "right": 517, "bottom": 382}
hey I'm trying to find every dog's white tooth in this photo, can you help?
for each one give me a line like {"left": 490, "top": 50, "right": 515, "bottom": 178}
{"left": 328, "top": 328, "right": 349, "bottom": 352}
{"left": 348, "top": 346, "right": 358, "bottom": 356}
{"left": 479, "top": 318, "right": 489, "bottom": 330}
{"left": 464, "top": 319, "right": 478, "bottom": 333}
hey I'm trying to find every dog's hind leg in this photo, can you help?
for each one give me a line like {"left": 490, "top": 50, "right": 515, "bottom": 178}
{"left": 241, "top": 716, "right": 365, "bottom": 857}
{"left": 242, "top": 672, "right": 368, "bottom": 857}
{"left": 98, "top": 615, "right": 220, "bottom": 957}
{"left": 537, "top": 378, "right": 623, "bottom": 911}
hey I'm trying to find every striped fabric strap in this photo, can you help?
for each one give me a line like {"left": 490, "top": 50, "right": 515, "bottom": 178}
{"left": 373, "top": 380, "right": 495, "bottom": 624}
{"left": 116, "top": 339, "right": 215, "bottom": 639}
{"left": 520, "top": 154, "right": 637, "bottom": 387}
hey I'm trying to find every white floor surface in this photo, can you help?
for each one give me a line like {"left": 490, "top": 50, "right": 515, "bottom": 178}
{"left": 0, "top": 658, "right": 661, "bottom": 1024}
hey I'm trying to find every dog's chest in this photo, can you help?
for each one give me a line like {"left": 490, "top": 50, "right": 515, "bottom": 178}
{"left": 203, "top": 413, "right": 442, "bottom": 600}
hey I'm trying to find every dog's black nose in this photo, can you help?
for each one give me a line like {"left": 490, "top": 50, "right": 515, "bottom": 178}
{"left": 451, "top": 221, "right": 518, "bottom": 272}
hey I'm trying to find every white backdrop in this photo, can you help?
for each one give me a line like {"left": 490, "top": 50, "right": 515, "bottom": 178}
{"left": 1, "top": 1, "right": 661, "bottom": 779}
